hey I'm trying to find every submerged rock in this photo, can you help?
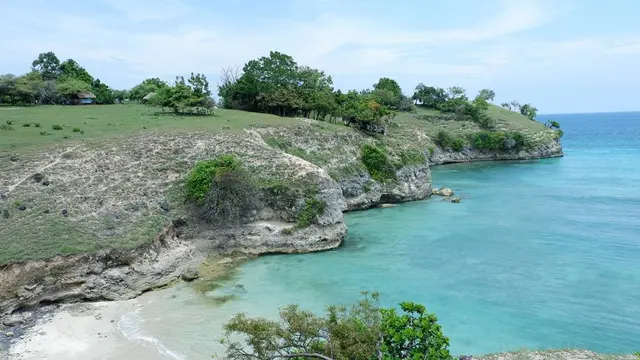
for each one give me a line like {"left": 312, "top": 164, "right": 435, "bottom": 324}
{"left": 379, "top": 203, "right": 396, "bottom": 208}
{"left": 432, "top": 186, "right": 454, "bottom": 197}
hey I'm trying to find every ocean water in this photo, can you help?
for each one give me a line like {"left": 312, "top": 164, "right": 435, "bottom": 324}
{"left": 122, "top": 112, "right": 640, "bottom": 359}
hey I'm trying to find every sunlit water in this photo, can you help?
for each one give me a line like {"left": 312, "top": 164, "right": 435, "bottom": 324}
{"left": 120, "top": 112, "right": 640, "bottom": 358}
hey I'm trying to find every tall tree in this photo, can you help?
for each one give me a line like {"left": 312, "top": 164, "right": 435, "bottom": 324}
{"left": 31, "top": 51, "right": 60, "bottom": 80}
{"left": 478, "top": 89, "right": 496, "bottom": 102}
{"left": 520, "top": 103, "right": 538, "bottom": 120}
{"left": 15, "top": 71, "right": 44, "bottom": 104}
{"left": 373, "top": 77, "right": 403, "bottom": 98}
{"left": 56, "top": 78, "right": 91, "bottom": 100}
{"left": 447, "top": 86, "right": 466, "bottom": 99}
{"left": 501, "top": 102, "right": 511, "bottom": 110}
{"left": 0, "top": 74, "right": 18, "bottom": 104}
{"left": 509, "top": 100, "right": 521, "bottom": 112}
{"left": 58, "top": 59, "right": 93, "bottom": 84}
{"left": 129, "top": 77, "right": 168, "bottom": 101}
{"left": 413, "top": 84, "right": 448, "bottom": 109}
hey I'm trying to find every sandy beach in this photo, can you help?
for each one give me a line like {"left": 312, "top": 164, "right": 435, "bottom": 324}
{"left": 6, "top": 301, "right": 170, "bottom": 360}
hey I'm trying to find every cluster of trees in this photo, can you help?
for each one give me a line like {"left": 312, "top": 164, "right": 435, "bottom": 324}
{"left": 500, "top": 101, "right": 538, "bottom": 120}
{"left": 218, "top": 51, "right": 398, "bottom": 134}
{"left": 146, "top": 73, "right": 216, "bottom": 115}
{"left": 411, "top": 84, "right": 497, "bottom": 129}
{"left": 219, "top": 292, "right": 453, "bottom": 360}
{"left": 0, "top": 51, "right": 126, "bottom": 105}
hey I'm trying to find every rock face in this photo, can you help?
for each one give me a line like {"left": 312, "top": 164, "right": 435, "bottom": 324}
{"left": 429, "top": 139, "right": 563, "bottom": 164}
{"left": 339, "top": 163, "right": 432, "bottom": 211}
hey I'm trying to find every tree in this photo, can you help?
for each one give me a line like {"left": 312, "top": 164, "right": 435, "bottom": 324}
{"left": 546, "top": 120, "right": 560, "bottom": 129}
{"left": 58, "top": 59, "right": 93, "bottom": 84}
{"left": 446, "top": 86, "right": 466, "bottom": 99}
{"left": 520, "top": 103, "right": 538, "bottom": 120}
{"left": 15, "top": 71, "right": 44, "bottom": 104}
{"left": 129, "top": 78, "right": 168, "bottom": 102}
{"left": 413, "top": 84, "right": 448, "bottom": 109}
{"left": 478, "top": 89, "right": 495, "bottom": 102}
{"left": 501, "top": 102, "right": 511, "bottom": 110}
{"left": 0, "top": 74, "right": 18, "bottom": 104}
{"left": 373, "top": 77, "right": 403, "bottom": 99}
{"left": 509, "top": 100, "right": 521, "bottom": 112}
{"left": 91, "top": 78, "right": 115, "bottom": 104}
{"left": 56, "top": 78, "right": 91, "bottom": 100}
{"left": 112, "top": 89, "right": 129, "bottom": 103}
{"left": 40, "top": 80, "right": 57, "bottom": 104}
{"left": 219, "top": 293, "right": 452, "bottom": 360}
{"left": 149, "top": 74, "right": 215, "bottom": 115}
{"left": 380, "top": 302, "right": 451, "bottom": 360}
{"left": 31, "top": 51, "right": 60, "bottom": 80}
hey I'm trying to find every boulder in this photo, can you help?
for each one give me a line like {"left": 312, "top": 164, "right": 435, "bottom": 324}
{"left": 379, "top": 203, "right": 397, "bottom": 208}
{"left": 432, "top": 186, "right": 454, "bottom": 197}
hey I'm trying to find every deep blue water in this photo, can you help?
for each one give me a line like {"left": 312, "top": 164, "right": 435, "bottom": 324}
{"left": 131, "top": 112, "right": 640, "bottom": 358}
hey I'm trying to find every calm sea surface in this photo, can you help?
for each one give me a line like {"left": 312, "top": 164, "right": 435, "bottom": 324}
{"left": 121, "top": 112, "right": 640, "bottom": 359}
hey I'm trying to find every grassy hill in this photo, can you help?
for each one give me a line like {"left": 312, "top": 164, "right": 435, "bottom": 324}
{"left": 0, "top": 104, "right": 560, "bottom": 264}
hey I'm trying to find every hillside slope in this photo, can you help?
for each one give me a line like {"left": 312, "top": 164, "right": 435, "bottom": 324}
{"left": 0, "top": 104, "right": 562, "bottom": 316}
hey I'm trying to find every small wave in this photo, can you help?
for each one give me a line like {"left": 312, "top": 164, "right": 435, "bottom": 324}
{"left": 118, "top": 309, "right": 186, "bottom": 360}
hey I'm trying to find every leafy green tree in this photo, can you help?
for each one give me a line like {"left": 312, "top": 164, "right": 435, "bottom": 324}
{"left": 446, "top": 86, "right": 466, "bottom": 99}
{"left": 92, "top": 78, "right": 114, "bottom": 104}
{"left": 129, "top": 78, "right": 168, "bottom": 102}
{"left": 112, "top": 89, "right": 129, "bottom": 103}
{"left": 150, "top": 74, "right": 215, "bottom": 114}
{"left": 56, "top": 78, "right": 91, "bottom": 100}
{"left": 509, "top": 100, "right": 521, "bottom": 112}
{"left": 219, "top": 293, "right": 452, "bottom": 360}
{"left": 520, "top": 103, "right": 538, "bottom": 120}
{"left": 0, "top": 74, "right": 18, "bottom": 104}
{"left": 501, "top": 102, "right": 511, "bottom": 110}
{"left": 546, "top": 120, "right": 560, "bottom": 129}
{"left": 40, "top": 80, "right": 57, "bottom": 104}
{"left": 380, "top": 302, "right": 451, "bottom": 360}
{"left": 15, "top": 71, "right": 44, "bottom": 104}
{"left": 31, "top": 51, "right": 61, "bottom": 80}
{"left": 412, "top": 84, "right": 448, "bottom": 109}
{"left": 58, "top": 59, "right": 93, "bottom": 84}
{"left": 374, "top": 77, "right": 403, "bottom": 98}
{"left": 478, "top": 89, "right": 495, "bottom": 102}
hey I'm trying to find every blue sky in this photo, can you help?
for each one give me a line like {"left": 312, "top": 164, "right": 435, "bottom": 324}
{"left": 1, "top": 0, "right": 639, "bottom": 114}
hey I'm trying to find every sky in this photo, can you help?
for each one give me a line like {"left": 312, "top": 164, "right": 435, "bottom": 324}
{"left": 1, "top": 0, "right": 639, "bottom": 114}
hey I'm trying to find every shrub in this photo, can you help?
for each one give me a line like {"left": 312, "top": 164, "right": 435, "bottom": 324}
{"left": 428, "top": 147, "right": 435, "bottom": 156}
{"left": 22, "top": 123, "right": 31, "bottom": 127}
{"left": 470, "top": 131, "right": 529, "bottom": 152}
{"left": 282, "top": 227, "right": 294, "bottom": 235}
{"left": 34, "top": 123, "right": 41, "bottom": 127}
{"left": 185, "top": 155, "right": 260, "bottom": 224}
{"left": 5, "top": 120, "right": 12, "bottom": 125}
{"left": 435, "top": 130, "right": 465, "bottom": 152}
{"left": 399, "top": 149, "right": 426, "bottom": 166}
{"left": 72, "top": 127, "right": 81, "bottom": 132}
{"left": 361, "top": 144, "right": 396, "bottom": 182}
{"left": 40, "top": 131, "right": 50, "bottom": 136}
{"left": 63, "top": 135, "right": 70, "bottom": 139}
{"left": 51, "top": 124, "right": 63, "bottom": 130}
{"left": 295, "top": 198, "right": 326, "bottom": 229}
{"left": 0, "top": 124, "right": 14, "bottom": 131}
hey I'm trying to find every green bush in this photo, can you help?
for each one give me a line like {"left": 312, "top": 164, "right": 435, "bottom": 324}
{"left": 361, "top": 144, "right": 397, "bottom": 182}
{"left": 51, "top": 124, "right": 63, "bottom": 130}
{"left": 435, "top": 131, "right": 465, "bottom": 151}
{"left": 34, "top": 123, "right": 41, "bottom": 127}
{"left": 0, "top": 124, "right": 14, "bottom": 131}
{"left": 72, "top": 127, "right": 81, "bottom": 132}
{"left": 5, "top": 120, "right": 12, "bottom": 125}
{"left": 428, "top": 147, "right": 435, "bottom": 156}
{"left": 398, "top": 149, "right": 426, "bottom": 166}
{"left": 186, "top": 155, "right": 260, "bottom": 224}
{"left": 40, "top": 131, "right": 50, "bottom": 136}
{"left": 295, "top": 198, "right": 326, "bottom": 229}
{"left": 185, "top": 155, "right": 242, "bottom": 203}
{"left": 22, "top": 123, "right": 31, "bottom": 127}
{"left": 471, "top": 131, "right": 529, "bottom": 152}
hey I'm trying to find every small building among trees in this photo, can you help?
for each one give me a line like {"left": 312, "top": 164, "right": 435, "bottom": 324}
{"left": 76, "top": 91, "right": 96, "bottom": 105}
{"left": 141, "top": 92, "right": 156, "bottom": 103}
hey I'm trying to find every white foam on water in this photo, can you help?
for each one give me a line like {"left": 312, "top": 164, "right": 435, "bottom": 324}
{"left": 117, "top": 308, "right": 186, "bottom": 360}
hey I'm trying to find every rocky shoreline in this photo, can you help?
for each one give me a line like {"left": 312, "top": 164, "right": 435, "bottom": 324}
{"left": 0, "top": 137, "right": 563, "bottom": 358}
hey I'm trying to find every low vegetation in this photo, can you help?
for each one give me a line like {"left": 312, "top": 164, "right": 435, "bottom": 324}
{"left": 436, "top": 131, "right": 466, "bottom": 152}
{"left": 185, "top": 155, "right": 260, "bottom": 224}
{"left": 361, "top": 144, "right": 397, "bottom": 183}
{"left": 295, "top": 198, "right": 326, "bottom": 229}
{"left": 220, "top": 292, "right": 452, "bottom": 360}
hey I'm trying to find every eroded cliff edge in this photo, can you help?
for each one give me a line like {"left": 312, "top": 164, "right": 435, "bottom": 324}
{"left": 0, "top": 120, "right": 562, "bottom": 318}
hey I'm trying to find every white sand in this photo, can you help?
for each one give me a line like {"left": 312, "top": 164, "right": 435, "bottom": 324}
{"left": 8, "top": 301, "right": 169, "bottom": 360}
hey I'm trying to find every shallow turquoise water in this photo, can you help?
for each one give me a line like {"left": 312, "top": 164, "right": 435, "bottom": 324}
{"left": 128, "top": 112, "right": 640, "bottom": 358}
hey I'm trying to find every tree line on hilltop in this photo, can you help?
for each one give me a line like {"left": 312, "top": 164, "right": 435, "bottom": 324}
{"left": 1, "top": 50, "right": 548, "bottom": 134}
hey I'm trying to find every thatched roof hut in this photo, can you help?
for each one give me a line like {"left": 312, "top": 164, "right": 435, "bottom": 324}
{"left": 77, "top": 92, "right": 97, "bottom": 99}
{"left": 142, "top": 92, "right": 156, "bottom": 102}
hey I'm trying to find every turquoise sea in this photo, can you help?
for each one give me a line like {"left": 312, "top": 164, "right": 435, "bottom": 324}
{"left": 123, "top": 112, "right": 640, "bottom": 359}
